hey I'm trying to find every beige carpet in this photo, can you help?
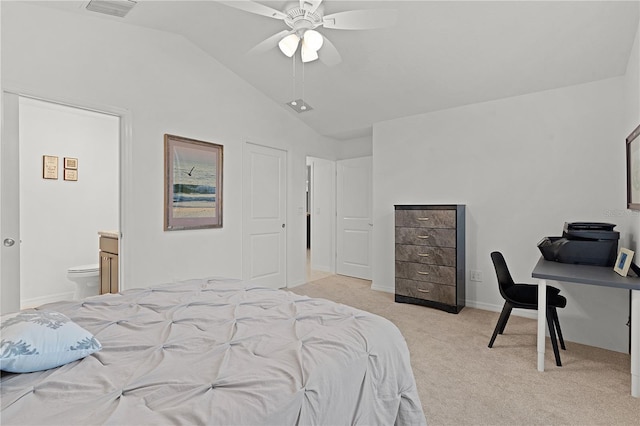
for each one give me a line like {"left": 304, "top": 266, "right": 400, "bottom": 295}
{"left": 290, "top": 275, "right": 640, "bottom": 425}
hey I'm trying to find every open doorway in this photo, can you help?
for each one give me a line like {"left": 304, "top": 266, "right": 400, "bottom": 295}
{"left": 1, "top": 91, "right": 128, "bottom": 314}
{"left": 19, "top": 97, "right": 119, "bottom": 307}
{"left": 305, "top": 157, "right": 335, "bottom": 283}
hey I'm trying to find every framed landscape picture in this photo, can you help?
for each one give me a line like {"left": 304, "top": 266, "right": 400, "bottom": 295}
{"left": 627, "top": 123, "right": 640, "bottom": 210}
{"left": 164, "top": 134, "right": 223, "bottom": 231}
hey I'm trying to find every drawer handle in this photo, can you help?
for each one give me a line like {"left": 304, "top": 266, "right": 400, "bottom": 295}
{"left": 417, "top": 217, "right": 430, "bottom": 221}
{"left": 416, "top": 235, "right": 430, "bottom": 239}
{"left": 417, "top": 253, "right": 430, "bottom": 257}
{"left": 417, "top": 271, "right": 430, "bottom": 275}
{"left": 417, "top": 288, "right": 430, "bottom": 293}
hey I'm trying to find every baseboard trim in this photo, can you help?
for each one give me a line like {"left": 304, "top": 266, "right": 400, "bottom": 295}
{"left": 21, "top": 291, "right": 75, "bottom": 309}
{"left": 310, "top": 265, "right": 332, "bottom": 273}
{"left": 464, "top": 300, "right": 538, "bottom": 320}
{"left": 366, "top": 290, "right": 538, "bottom": 320}
{"left": 287, "top": 279, "right": 307, "bottom": 289}
{"left": 371, "top": 283, "right": 394, "bottom": 294}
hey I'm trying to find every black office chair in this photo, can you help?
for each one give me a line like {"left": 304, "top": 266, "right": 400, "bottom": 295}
{"left": 488, "top": 251, "right": 567, "bottom": 366}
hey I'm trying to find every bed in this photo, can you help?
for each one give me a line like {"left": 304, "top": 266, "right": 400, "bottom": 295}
{"left": 1, "top": 277, "right": 426, "bottom": 425}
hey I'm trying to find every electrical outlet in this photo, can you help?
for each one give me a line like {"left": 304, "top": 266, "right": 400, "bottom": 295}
{"left": 470, "top": 270, "right": 483, "bottom": 282}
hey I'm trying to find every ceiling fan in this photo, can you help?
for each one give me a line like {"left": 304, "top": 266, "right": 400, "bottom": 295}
{"left": 218, "top": 0, "right": 397, "bottom": 66}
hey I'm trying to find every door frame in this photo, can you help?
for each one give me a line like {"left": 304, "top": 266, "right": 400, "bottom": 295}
{"left": 302, "top": 155, "right": 373, "bottom": 283}
{"left": 306, "top": 156, "right": 336, "bottom": 274}
{"left": 0, "top": 85, "right": 132, "bottom": 313}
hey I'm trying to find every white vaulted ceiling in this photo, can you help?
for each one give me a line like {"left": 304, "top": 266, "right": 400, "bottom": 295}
{"left": 34, "top": 1, "right": 640, "bottom": 139}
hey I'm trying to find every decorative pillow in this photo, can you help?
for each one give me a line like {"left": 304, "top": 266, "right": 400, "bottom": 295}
{"left": 0, "top": 310, "right": 101, "bottom": 373}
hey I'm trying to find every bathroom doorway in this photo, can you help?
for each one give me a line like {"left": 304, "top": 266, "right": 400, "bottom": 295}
{"left": 4, "top": 96, "right": 120, "bottom": 309}
{"left": 1, "top": 91, "right": 132, "bottom": 314}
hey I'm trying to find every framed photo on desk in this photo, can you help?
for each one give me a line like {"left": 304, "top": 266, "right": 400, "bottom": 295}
{"left": 614, "top": 247, "right": 634, "bottom": 277}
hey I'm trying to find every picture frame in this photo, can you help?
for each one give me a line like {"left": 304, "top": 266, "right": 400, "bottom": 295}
{"left": 64, "top": 157, "right": 78, "bottom": 169}
{"left": 626, "top": 123, "right": 640, "bottom": 210}
{"left": 164, "top": 134, "right": 223, "bottom": 231}
{"left": 64, "top": 169, "right": 78, "bottom": 181}
{"left": 613, "top": 247, "right": 634, "bottom": 277}
{"left": 42, "top": 155, "right": 58, "bottom": 180}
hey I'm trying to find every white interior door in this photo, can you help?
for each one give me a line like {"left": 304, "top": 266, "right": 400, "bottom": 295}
{"left": 1, "top": 92, "right": 21, "bottom": 314}
{"left": 308, "top": 157, "right": 335, "bottom": 273}
{"left": 336, "top": 156, "right": 372, "bottom": 280}
{"left": 243, "top": 143, "right": 287, "bottom": 288}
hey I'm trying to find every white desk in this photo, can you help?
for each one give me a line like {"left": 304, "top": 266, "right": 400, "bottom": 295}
{"left": 532, "top": 257, "right": 640, "bottom": 397}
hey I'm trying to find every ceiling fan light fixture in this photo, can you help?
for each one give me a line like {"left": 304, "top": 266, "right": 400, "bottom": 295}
{"left": 303, "top": 30, "right": 324, "bottom": 51}
{"left": 86, "top": 0, "right": 137, "bottom": 18}
{"left": 301, "top": 43, "right": 319, "bottom": 63}
{"left": 287, "top": 99, "right": 313, "bottom": 113}
{"left": 278, "top": 33, "right": 300, "bottom": 57}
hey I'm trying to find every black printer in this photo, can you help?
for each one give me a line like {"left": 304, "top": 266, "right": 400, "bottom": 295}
{"left": 537, "top": 222, "right": 619, "bottom": 267}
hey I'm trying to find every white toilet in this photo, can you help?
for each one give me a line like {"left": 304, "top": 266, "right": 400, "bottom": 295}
{"left": 67, "top": 264, "right": 100, "bottom": 300}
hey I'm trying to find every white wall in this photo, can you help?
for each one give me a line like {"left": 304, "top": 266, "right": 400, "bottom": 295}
{"left": 1, "top": 2, "right": 339, "bottom": 293}
{"left": 335, "top": 135, "right": 373, "bottom": 160}
{"left": 373, "top": 76, "right": 636, "bottom": 352}
{"left": 3, "top": 4, "right": 638, "bottom": 352}
{"left": 19, "top": 97, "right": 119, "bottom": 306}
{"left": 623, "top": 20, "right": 640, "bottom": 244}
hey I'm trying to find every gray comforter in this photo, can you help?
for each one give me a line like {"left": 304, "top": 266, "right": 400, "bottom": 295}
{"left": 1, "top": 278, "right": 426, "bottom": 425}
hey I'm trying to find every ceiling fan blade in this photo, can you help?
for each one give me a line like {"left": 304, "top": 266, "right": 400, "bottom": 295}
{"left": 322, "top": 9, "right": 397, "bottom": 30}
{"left": 299, "top": 0, "right": 323, "bottom": 14}
{"left": 217, "top": 1, "right": 287, "bottom": 20}
{"left": 318, "top": 35, "right": 341, "bottom": 67}
{"left": 248, "top": 30, "right": 293, "bottom": 54}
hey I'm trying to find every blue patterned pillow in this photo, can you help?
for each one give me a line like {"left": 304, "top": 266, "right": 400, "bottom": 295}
{"left": 0, "top": 310, "right": 101, "bottom": 373}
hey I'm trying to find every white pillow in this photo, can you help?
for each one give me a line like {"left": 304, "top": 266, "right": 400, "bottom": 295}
{"left": 0, "top": 310, "right": 101, "bottom": 373}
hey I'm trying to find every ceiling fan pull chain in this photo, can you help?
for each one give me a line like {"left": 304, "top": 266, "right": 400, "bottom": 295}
{"left": 301, "top": 58, "right": 306, "bottom": 110}
{"left": 292, "top": 54, "right": 296, "bottom": 102}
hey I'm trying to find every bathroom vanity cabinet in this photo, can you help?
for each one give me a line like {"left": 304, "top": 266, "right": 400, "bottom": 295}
{"left": 99, "top": 231, "right": 119, "bottom": 294}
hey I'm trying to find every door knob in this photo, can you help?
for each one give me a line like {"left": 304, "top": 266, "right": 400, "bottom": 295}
{"left": 282, "top": 224, "right": 286, "bottom": 228}
{"left": 3, "top": 238, "right": 16, "bottom": 247}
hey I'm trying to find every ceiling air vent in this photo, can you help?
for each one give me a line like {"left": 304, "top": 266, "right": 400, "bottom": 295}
{"left": 86, "top": 0, "right": 137, "bottom": 18}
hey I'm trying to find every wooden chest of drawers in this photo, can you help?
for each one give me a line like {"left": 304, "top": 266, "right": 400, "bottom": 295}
{"left": 394, "top": 205, "right": 465, "bottom": 313}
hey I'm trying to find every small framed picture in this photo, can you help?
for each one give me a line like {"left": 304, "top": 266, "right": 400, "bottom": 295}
{"left": 64, "top": 157, "right": 78, "bottom": 170}
{"left": 613, "top": 247, "right": 635, "bottom": 277}
{"left": 42, "top": 155, "right": 58, "bottom": 179}
{"left": 64, "top": 169, "right": 78, "bottom": 181}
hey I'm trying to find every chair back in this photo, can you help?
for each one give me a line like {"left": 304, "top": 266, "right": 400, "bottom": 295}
{"left": 490, "top": 251, "right": 515, "bottom": 299}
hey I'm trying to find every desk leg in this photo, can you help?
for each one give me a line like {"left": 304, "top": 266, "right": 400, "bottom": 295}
{"left": 632, "top": 289, "right": 639, "bottom": 398}
{"left": 537, "top": 279, "right": 547, "bottom": 372}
